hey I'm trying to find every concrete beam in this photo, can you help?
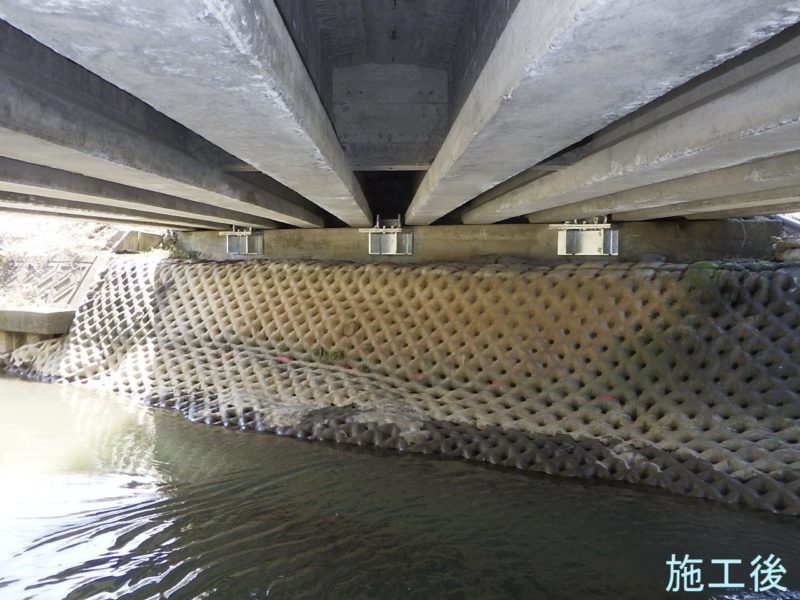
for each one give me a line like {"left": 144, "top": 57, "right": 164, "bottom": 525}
{"left": 0, "top": 2, "right": 372, "bottom": 226}
{"left": 464, "top": 43, "right": 800, "bottom": 224}
{"left": 405, "top": 0, "right": 800, "bottom": 225}
{"left": 526, "top": 151, "right": 800, "bottom": 223}
{"left": 685, "top": 200, "right": 800, "bottom": 220}
{"left": 534, "top": 25, "right": 800, "bottom": 172}
{"left": 0, "top": 192, "right": 226, "bottom": 230}
{"left": 0, "top": 206, "right": 193, "bottom": 231}
{"left": 614, "top": 185, "right": 800, "bottom": 221}
{"left": 0, "top": 157, "right": 278, "bottom": 230}
{"left": 0, "top": 20, "right": 322, "bottom": 228}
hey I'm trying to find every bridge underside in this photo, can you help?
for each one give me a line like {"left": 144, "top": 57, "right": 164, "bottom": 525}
{"left": 0, "top": 2, "right": 799, "bottom": 236}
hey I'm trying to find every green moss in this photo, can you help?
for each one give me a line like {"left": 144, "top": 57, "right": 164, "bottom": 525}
{"left": 311, "top": 346, "right": 347, "bottom": 364}
{"left": 684, "top": 261, "right": 723, "bottom": 289}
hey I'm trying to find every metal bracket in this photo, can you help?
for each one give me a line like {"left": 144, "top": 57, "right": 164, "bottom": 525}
{"left": 549, "top": 219, "right": 619, "bottom": 256}
{"left": 358, "top": 214, "right": 413, "bottom": 255}
{"left": 218, "top": 226, "right": 264, "bottom": 255}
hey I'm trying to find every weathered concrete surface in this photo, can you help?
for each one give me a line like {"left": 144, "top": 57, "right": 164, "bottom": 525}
{"left": 529, "top": 25, "right": 800, "bottom": 181}
{"left": 0, "top": 206, "right": 196, "bottom": 231}
{"left": 522, "top": 31, "right": 800, "bottom": 224}
{"left": 615, "top": 186, "right": 800, "bottom": 221}
{"left": 0, "top": 1, "right": 371, "bottom": 226}
{"left": 464, "top": 40, "right": 800, "bottom": 225}
{"left": 687, "top": 203, "right": 800, "bottom": 221}
{"left": 0, "top": 331, "right": 55, "bottom": 354}
{"left": 0, "top": 309, "right": 73, "bottom": 335}
{"left": 177, "top": 221, "right": 781, "bottom": 264}
{"left": 0, "top": 20, "right": 322, "bottom": 228}
{"left": 526, "top": 152, "right": 800, "bottom": 223}
{"left": 0, "top": 158, "right": 278, "bottom": 229}
{"left": 0, "top": 192, "right": 227, "bottom": 231}
{"left": 111, "top": 231, "right": 165, "bottom": 254}
{"left": 0, "top": 308, "right": 72, "bottom": 353}
{"left": 448, "top": 0, "right": 519, "bottom": 125}
{"left": 275, "top": 0, "right": 472, "bottom": 103}
{"left": 406, "top": 0, "right": 800, "bottom": 225}
{"left": 332, "top": 64, "right": 448, "bottom": 170}
{"left": 274, "top": 0, "right": 499, "bottom": 170}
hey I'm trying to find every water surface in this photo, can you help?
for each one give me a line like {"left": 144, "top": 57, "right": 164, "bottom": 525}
{"left": 0, "top": 375, "right": 798, "bottom": 599}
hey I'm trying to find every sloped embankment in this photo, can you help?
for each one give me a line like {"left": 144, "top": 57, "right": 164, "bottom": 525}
{"left": 3, "top": 258, "right": 799, "bottom": 513}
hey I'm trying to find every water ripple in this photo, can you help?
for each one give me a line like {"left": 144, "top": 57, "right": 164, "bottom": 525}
{"left": 1, "top": 375, "right": 799, "bottom": 599}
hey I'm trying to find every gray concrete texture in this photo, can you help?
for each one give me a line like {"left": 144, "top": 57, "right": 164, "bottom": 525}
{"left": 332, "top": 64, "right": 448, "bottom": 170}
{"left": 0, "top": 307, "right": 73, "bottom": 354}
{"left": 464, "top": 17, "right": 800, "bottom": 225}
{"left": 0, "top": 205, "right": 196, "bottom": 231}
{"left": 0, "top": 1, "right": 371, "bottom": 226}
{"left": 0, "top": 331, "right": 54, "bottom": 353}
{"left": 0, "top": 20, "right": 323, "bottom": 229}
{"left": 686, "top": 203, "right": 800, "bottom": 221}
{"left": 526, "top": 24, "right": 800, "bottom": 180}
{"left": 0, "top": 2, "right": 797, "bottom": 232}
{"left": 408, "top": 0, "right": 800, "bottom": 225}
{"left": 0, "top": 157, "right": 278, "bottom": 229}
{"left": 177, "top": 220, "right": 781, "bottom": 265}
{"left": 0, "top": 193, "right": 227, "bottom": 230}
{"left": 615, "top": 186, "right": 800, "bottom": 222}
{"left": 112, "top": 231, "right": 164, "bottom": 254}
{"left": 274, "top": 0, "right": 514, "bottom": 170}
{"left": 526, "top": 151, "right": 800, "bottom": 223}
{"left": 0, "top": 308, "right": 74, "bottom": 335}
{"left": 448, "top": 0, "right": 519, "bottom": 125}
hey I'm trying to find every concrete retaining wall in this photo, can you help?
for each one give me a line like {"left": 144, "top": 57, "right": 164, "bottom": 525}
{"left": 0, "top": 308, "right": 73, "bottom": 352}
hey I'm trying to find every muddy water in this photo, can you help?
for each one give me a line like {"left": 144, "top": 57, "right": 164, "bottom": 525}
{"left": 0, "top": 375, "right": 798, "bottom": 599}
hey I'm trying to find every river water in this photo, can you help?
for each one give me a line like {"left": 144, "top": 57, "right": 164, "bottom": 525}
{"left": 0, "top": 374, "right": 798, "bottom": 599}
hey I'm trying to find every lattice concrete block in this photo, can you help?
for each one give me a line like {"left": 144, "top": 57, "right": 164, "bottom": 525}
{"left": 3, "top": 258, "right": 799, "bottom": 514}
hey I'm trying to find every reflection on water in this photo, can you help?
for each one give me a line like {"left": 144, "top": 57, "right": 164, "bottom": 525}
{"left": 0, "top": 375, "right": 798, "bottom": 599}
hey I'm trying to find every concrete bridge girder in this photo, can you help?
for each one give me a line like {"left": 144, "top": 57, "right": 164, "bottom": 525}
{"left": 526, "top": 151, "right": 800, "bottom": 224}
{"left": 0, "top": 19, "right": 324, "bottom": 229}
{"left": 407, "top": 0, "right": 800, "bottom": 225}
{"left": 0, "top": 78, "right": 320, "bottom": 228}
{"left": 685, "top": 200, "right": 800, "bottom": 221}
{"left": 0, "top": 2, "right": 797, "bottom": 230}
{"left": 462, "top": 47, "right": 800, "bottom": 225}
{"left": 614, "top": 186, "right": 800, "bottom": 222}
{"left": 0, "top": 157, "right": 280, "bottom": 230}
{"left": 0, "top": 0, "right": 372, "bottom": 227}
{"left": 0, "top": 193, "right": 228, "bottom": 231}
